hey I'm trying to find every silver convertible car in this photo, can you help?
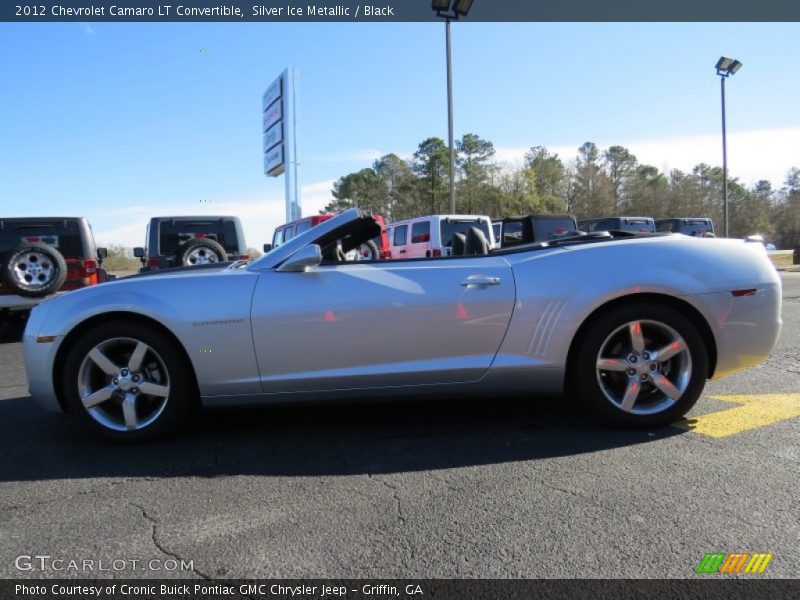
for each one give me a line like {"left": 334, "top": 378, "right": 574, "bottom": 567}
{"left": 23, "top": 209, "right": 781, "bottom": 441}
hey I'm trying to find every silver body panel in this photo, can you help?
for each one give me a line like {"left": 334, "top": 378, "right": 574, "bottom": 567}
{"left": 23, "top": 209, "right": 782, "bottom": 413}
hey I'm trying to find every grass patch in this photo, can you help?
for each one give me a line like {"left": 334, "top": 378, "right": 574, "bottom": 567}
{"left": 769, "top": 251, "right": 795, "bottom": 269}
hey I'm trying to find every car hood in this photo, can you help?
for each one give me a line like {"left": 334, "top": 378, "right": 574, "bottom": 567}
{"left": 26, "top": 266, "right": 260, "bottom": 338}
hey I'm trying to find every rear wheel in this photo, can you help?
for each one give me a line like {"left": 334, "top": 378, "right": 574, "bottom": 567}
{"left": 574, "top": 303, "right": 708, "bottom": 427}
{"left": 62, "top": 321, "right": 196, "bottom": 441}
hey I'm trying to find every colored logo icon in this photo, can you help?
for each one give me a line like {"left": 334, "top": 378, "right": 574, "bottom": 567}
{"left": 696, "top": 552, "right": 773, "bottom": 574}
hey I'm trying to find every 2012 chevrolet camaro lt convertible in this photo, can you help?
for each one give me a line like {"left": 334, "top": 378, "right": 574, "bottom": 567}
{"left": 23, "top": 209, "right": 781, "bottom": 441}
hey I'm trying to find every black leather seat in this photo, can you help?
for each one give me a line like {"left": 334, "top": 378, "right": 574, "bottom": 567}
{"left": 451, "top": 232, "right": 467, "bottom": 256}
{"left": 463, "top": 226, "right": 490, "bottom": 256}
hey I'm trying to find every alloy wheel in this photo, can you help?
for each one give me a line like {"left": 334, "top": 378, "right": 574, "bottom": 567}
{"left": 77, "top": 337, "right": 171, "bottom": 431}
{"left": 595, "top": 319, "right": 692, "bottom": 415}
{"left": 12, "top": 251, "right": 54, "bottom": 289}
{"left": 185, "top": 248, "right": 219, "bottom": 265}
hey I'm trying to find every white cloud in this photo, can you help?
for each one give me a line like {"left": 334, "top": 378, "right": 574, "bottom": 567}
{"left": 94, "top": 179, "right": 335, "bottom": 249}
{"left": 79, "top": 23, "right": 95, "bottom": 35}
{"left": 493, "top": 126, "right": 799, "bottom": 188}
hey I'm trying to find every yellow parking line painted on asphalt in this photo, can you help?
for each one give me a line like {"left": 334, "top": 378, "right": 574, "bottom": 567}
{"left": 676, "top": 394, "right": 800, "bottom": 438}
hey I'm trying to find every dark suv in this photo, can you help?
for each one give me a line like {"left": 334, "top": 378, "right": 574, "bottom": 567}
{"left": 134, "top": 216, "right": 248, "bottom": 272}
{"left": 498, "top": 214, "right": 580, "bottom": 247}
{"left": 655, "top": 218, "right": 715, "bottom": 237}
{"left": 0, "top": 217, "right": 108, "bottom": 318}
{"left": 579, "top": 216, "right": 656, "bottom": 234}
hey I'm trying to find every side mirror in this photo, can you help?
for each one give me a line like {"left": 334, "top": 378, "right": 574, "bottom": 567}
{"left": 133, "top": 247, "right": 145, "bottom": 258}
{"left": 263, "top": 243, "right": 273, "bottom": 253}
{"left": 96, "top": 247, "right": 108, "bottom": 260}
{"left": 277, "top": 244, "right": 322, "bottom": 272}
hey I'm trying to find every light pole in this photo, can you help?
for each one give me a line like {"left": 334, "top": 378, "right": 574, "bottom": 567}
{"left": 432, "top": 0, "right": 474, "bottom": 214}
{"left": 715, "top": 56, "right": 742, "bottom": 238}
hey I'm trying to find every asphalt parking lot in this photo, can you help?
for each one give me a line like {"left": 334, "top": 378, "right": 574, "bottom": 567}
{"left": 0, "top": 273, "right": 798, "bottom": 579}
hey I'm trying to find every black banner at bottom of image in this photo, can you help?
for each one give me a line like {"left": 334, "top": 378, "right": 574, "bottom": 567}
{"left": 2, "top": 579, "right": 798, "bottom": 600}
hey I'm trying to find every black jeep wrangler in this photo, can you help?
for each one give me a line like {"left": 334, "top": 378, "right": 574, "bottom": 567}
{"left": 0, "top": 217, "right": 108, "bottom": 319}
{"left": 133, "top": 216, "right": 249, "bottom": 272}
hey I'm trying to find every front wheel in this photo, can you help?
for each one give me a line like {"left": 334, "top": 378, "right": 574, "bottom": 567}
{"left": 574, "top": 303, "right": 708, "bottom": 427}
{"left": 62, "top": 321, "right": 197, "bottom": 441}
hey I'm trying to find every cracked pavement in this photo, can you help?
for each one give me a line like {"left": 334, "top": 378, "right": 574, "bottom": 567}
{"left": 0, "top": 273, "right": 797, "bottom": 579}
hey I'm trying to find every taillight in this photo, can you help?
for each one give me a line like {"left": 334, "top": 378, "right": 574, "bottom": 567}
{"left": 194, "top": 232, "right": 208, "bottom": 239}
{"left": 82, "top": 259, "right": 98, "bottom": 276}
{"left": 147, "top": 258, "right": 160, "bottom": 269}
{"left": 432, "top": 249, "right": 442, "bottom": 257}
{"left": 731, "top": 289, "right": 757, "bottom": 297}
{"left": 382, "top": 250, "right": 392, "bottom": 259}
{"left": 239, "top": 254, "right": 249, "bottom": 260}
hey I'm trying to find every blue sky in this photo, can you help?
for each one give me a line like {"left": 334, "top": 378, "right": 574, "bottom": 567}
{"left": 1, "top": 22, "right": 798, "bottom": 247}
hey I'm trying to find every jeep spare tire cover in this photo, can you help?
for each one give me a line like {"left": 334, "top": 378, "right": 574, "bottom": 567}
{"left": 176, "top": 238, "right": 227, "bottom": 266}
{"left": 1, "top": 243, "right": 68, "bottom": 298}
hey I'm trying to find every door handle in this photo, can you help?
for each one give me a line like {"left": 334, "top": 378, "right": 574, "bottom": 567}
{"left": 460, "top": 275, "right": 501, "bottom": 287}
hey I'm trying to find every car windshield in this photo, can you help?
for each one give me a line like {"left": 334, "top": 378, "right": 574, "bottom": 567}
{"left": 158, "top": 219, "right": 240, "bottom": 254}
{"left": 0, "top": 220, "right": 86, "bottom": 256}
{"left": 676, "top": 220, "right": 713, "bottom": 236}
{"left": 440, "top": 219, "right": 491, "bottom": 246}
{"left": 618, "top": 219, "right": 655, "bottom": 233}
{"left": 532, "top": 218, "right": 578, "bottom": 240}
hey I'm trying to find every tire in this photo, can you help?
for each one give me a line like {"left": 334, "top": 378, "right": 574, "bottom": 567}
{"left": 62, "top": 320, "right": 197, "bottom": 441}
{"left": 176, "top": 238, "right": 227, "bottom": 267}
{"left": 573, "top": 302, "right": 708, "bottom": 427}
{"left": 360, "top": 240, "right": 380, "bottom": 260}
{"left": 1, "top": 243, "right": 68, "bottom": 298}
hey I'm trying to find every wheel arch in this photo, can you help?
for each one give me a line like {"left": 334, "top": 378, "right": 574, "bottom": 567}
{"left": 565, "top": 293, "right": 718, "bottom": 392}
{"left": 52, "top": 311, "right": 199, "bottom": 412}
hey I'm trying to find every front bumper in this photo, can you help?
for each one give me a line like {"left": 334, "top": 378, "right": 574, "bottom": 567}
{"left": 22, "top": 302, "right": 64, "bottom": 412}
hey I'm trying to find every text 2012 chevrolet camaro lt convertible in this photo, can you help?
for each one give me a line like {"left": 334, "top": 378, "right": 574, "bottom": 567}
{"left": 23, "top": 209, "right": 781, "bottom": 440}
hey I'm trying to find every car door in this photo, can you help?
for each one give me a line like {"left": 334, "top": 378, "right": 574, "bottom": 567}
{"left": 392, "top": 224, "right": 409, "bottom": 259}
{"left": 250, "top": 256, "right": 516, "bottom": 392}
{"left": 410, "top": 219, "right": 432, "bottom": 258}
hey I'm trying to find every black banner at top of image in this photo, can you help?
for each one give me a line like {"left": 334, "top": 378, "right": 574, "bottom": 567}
{"left": 4, "top": 0, "right": 800, "bottom": 23}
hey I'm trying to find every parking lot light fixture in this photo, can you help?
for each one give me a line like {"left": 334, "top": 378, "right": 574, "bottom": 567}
{"left": 715, "top": 56, "right": 742, "bottom": 238}
{"left": 453, "top": 0, "right": 474, "bottom": 15}
{"left": 432, "top": 0, "right": 476, "bottom": 214}
{"left": 715, "top": 57, "right": 733, "bottom": 72}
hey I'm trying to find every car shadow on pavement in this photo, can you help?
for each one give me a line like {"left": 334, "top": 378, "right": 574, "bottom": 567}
{"left": 0, "top": 393, "right": 687, "bottom": 483}
{"left": 0, "top": 317, "right": 25, "bottom": 344}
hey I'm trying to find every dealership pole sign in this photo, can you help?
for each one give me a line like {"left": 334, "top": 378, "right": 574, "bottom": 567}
{"left": 263, "top": 67, "right": 300, "bottom": 222}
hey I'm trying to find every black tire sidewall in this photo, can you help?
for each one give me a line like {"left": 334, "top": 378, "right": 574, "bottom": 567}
{"left": 364, "top": 240, "right": 379, "bottom": 260}
{"left": 575, "top": 302, "right": 709, "bottom": 427}
{"left": 176, "top": 239, "right": 227, "bottom": 266}
{"left": 62, "top": 320, "right": 195, "bottom": 441}
{"left": 1, "top": 243, "right": 68, "bottom": 298}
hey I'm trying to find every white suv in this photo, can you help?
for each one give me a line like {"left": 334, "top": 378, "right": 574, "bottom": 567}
{"left": 386, "top": 215, "right": 497, "bottom": 259}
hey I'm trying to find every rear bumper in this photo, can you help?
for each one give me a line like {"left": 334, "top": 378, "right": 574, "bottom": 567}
{"left": 704, "top": 283, "right": 782, "bottom": 379}
{"left": 0, "top": 292, "right": 65, "bottom": 311}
